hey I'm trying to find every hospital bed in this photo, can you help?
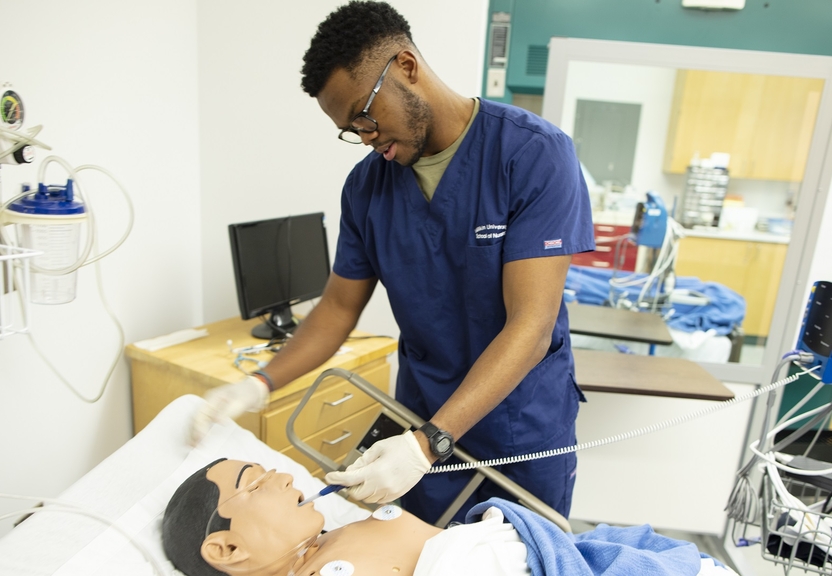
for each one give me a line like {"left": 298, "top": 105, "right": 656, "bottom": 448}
{"left": 0, "top": 382, "right": 570, "bottom": 576}
{"left": 0, "top": 394, "right": 368, "bottom": 576}
{"left": 0, "top": 382, "right": 733, "bottom": 576}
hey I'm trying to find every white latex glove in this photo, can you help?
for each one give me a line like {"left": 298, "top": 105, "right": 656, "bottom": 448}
{"left": 190, "top": 375, "right": 270, "bottom": 446}
{"left": 324, "top": 430, "right": 431, "bottom": 504}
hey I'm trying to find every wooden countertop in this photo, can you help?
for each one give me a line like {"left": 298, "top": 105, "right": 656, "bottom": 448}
{"left": 567, "top": 302, "right": 673, "bottom": 346}
{"left": 574, "top": 348, "right": 734, "bottom": 401}
{"left": 125, "top": 316, "right": 399, "bottom": 401}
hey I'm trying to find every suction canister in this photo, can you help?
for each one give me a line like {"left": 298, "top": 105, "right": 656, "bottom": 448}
{"left": 4, "top": 181, "right": 86, "bottom": 304}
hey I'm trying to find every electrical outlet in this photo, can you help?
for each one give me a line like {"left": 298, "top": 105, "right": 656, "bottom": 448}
{"left": 486, "top": 68, "right": 506, "bottom": 98}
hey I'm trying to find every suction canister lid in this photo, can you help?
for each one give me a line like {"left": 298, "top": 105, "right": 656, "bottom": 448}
{"left": 8, "top": 181, "right": 86, "bottom": 216}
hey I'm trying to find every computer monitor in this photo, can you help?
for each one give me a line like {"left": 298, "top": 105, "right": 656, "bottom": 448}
{"left": 228, "top": 212, "right": 330, "bottom": 340}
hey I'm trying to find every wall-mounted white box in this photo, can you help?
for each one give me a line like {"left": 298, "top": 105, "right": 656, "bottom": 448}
{"left": 486, "top": 68, "right": 506, "bottom": 98}
{"left": 682, "top": 0, "right": 745, "bottom": 9}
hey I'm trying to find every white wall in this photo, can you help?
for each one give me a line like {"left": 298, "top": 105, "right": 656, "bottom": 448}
{"left": 573, "top": 382, "right": 755, "bottom": 534}
{"left": 0, "top": 0, "right": 487, "bottom": 538}
{"left": 0, "top": 0, "right": 203, "bottom": 536}
{"left": 807, "top": 179, "right": 832, "bottom": 284}
{"left": 196, "top": 0, "right": 488, "bottom": 340}
{"left": 559, "top": 61, "right": 679, "bottom": 205}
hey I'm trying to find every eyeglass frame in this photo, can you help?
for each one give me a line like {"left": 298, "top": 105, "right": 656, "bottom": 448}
{"left": 338, "top": 54, "right": 399, "bottom": 144}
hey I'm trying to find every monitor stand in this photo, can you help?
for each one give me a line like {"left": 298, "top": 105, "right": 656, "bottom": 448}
{"left": 251, "top": 306, "right": 298, "bottom": 340}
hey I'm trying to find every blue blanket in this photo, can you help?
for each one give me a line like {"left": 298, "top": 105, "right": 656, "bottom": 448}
{"left": 565, "top": 266, "right": 745, "bottom": 336}
{"left": 467, "top": 498, "right": 715, "bottom": 576}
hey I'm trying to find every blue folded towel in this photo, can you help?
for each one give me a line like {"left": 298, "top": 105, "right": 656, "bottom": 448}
{"left": 467, "top": 498, "right": 721, "bottom": 576}
{"left": 565, "top": 266, "right": 745, "bottom": 336}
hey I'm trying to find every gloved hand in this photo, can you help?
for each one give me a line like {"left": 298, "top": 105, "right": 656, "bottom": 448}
{"left": 324, "top": 430, "right": 431, "bottom": 504}
{"left": 190, "top": 375, "right": 270, "bottom": 445}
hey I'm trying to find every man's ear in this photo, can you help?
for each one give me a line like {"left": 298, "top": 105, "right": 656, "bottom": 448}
{"left": 201, "top": 530, "right": 250, "bottom": 569}
{"left": 397, "top": 49, "right": 420, "bottom": 85}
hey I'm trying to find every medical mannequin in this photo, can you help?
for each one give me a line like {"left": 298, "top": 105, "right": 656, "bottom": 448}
{"left": 163, "top": 459, "right": 736, "bottom": 576}
{"left": 163, "top": 459, "right": 521, "bottom": 576}
{"left": 192, "top": 0, "right": 596, "bottom": 524}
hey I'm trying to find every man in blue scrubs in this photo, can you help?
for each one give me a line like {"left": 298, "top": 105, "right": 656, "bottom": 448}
{"left": 191, "top": 1, "right": 594, "bottom": 525}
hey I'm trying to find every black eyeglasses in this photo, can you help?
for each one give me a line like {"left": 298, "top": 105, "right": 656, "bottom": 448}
{"left": 338, "top": 54, "right": 398, "bottom": 144}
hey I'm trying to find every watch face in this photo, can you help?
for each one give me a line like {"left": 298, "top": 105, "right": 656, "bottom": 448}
{"left": 436, "top": 436, "right": 451, "bottom": 454}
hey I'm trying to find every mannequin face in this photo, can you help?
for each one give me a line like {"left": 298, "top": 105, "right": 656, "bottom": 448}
{"left": 202, "top": 460, "right": 325, "bottom": 574}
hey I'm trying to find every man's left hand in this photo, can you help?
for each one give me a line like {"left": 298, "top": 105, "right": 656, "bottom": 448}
{"left": 324, "top": 430, "right": 431, "bottom": 504}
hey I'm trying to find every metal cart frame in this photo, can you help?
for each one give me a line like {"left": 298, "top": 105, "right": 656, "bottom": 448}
{"left": 287, "top": 367, "right": 571, "bottom": 532}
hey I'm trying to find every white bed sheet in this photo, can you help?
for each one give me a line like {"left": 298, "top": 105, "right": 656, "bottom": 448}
{"left": 0, "top": 395, "right": 369, "bottom": 576}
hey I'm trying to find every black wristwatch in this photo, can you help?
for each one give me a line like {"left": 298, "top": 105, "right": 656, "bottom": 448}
{"left": 419, "top": 422, "right": 455, "bottom": 462}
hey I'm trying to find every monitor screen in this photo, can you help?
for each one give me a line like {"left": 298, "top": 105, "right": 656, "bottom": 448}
{"left": 228, "top": 212, "right": 330, "bottom": 339}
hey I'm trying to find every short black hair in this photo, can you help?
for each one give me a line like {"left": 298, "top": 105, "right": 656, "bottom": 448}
{"left": 162, "top": 458, "right": 231, "bottom": 576}
{"left": 301, "top": 1, "right": 413, "bottom": 97}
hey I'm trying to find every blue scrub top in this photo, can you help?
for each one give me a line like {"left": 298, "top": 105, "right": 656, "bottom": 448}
{"left": 334, "top": 99, "right": 595, "bottom": 458}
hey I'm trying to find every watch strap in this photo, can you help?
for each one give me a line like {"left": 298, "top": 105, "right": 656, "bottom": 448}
{"left": 419, "top": 421, "right": 441, "bottom": 439}
{"left": 419, "top": 422, "right": 454, "bottom": 462}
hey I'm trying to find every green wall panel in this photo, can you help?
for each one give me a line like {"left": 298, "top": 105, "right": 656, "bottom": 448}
{"left": 487, "top": 0, "right": 832, "bottom": 96}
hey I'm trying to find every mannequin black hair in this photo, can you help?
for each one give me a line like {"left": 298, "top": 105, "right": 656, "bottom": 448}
{"left": 162, "top": 458, "right": 231, "bottom": 576}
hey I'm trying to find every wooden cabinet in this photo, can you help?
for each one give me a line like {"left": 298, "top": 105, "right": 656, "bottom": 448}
{"left": 664, "top": 70, "right": 824, "bottom": 181}
{"left": 126, "top": 316, "right": 398, "bottom": 474}
{"left": 674, "top": 237, "right": 788, "bottom": 337}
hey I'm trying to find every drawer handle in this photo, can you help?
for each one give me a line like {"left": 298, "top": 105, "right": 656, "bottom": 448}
{"left": 595, "top": 246, "right": 612, "bottom": 253}
{"left": 325, "top": 393, "right": 354, "bottom": 407}
{"left": 592, "top": 261, "right": 611, "bottom": 268}
{"left": 323, "top": 430, "right": 353, "bottom": 445}
{"left": 596, "top": 225, "right": 616, "bottom": 232}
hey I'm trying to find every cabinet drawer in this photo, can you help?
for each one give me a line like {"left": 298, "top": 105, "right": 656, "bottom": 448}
{"left": 280, "top": 404, "right": 383, "bottom": 473}
{"left": 594, "top": 224, "right": 630, "bottom": 237}
{"left": 572, "top": 252, "right": 613, "bottom": 269}
{"left": 263, "top": 360, "right": 390, "bottom": 451}
{"left": 573, "top": 224, "right": 637, "bottom": 272}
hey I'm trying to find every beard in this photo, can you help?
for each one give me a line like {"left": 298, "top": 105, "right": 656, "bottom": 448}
{"left": 390, "top": 78, "right": 433, "bottom": 167}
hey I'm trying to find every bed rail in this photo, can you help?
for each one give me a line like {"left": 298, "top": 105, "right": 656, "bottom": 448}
{"left": 286, "top": 367, "right": 572, "bottom": 532}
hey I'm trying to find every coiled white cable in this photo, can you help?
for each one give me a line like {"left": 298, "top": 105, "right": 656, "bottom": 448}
{"left": 18, "top": 253, "right": 126, "bottom": 403}
{"left": 724, "top": 354, "right": 821, "bottom": 525}
{"left": 428, "top": 365, "right": 815, "bottom": 474}
{"left": 748, "top": 402, "right": 832, "bottom": 477}
{"left": 0, "top": 155, "right": 134, "bottom": 403}
{"left": 0, "top": 493, "right": 166, "bottom": 576}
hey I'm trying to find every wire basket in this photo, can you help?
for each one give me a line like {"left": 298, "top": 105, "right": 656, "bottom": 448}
{"left": 0, "top": 243, "right": 39, "bottom": 339}
{"left": 761, "top": 466, "right": 832, "bottom": 574}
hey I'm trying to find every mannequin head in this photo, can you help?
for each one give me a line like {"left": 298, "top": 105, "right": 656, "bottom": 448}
{"left": 162, "top": 459, "right": 325, "bottom": 576}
